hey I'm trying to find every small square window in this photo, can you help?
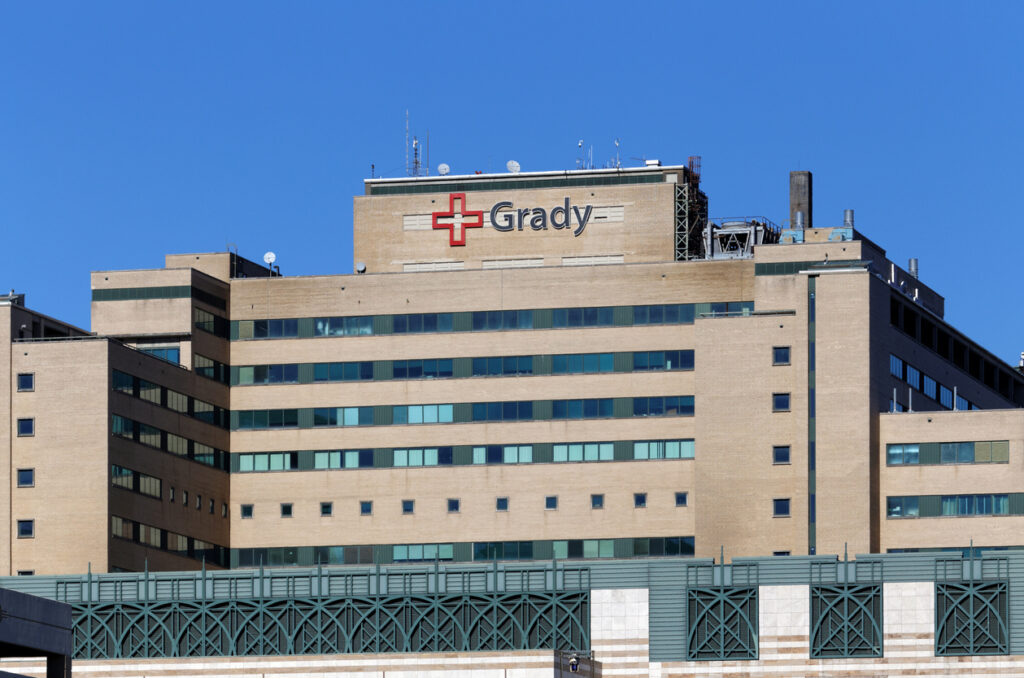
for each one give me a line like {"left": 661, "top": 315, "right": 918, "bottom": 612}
{"left": 320, "top": 501, "right": 333, "bottom": 517}
{"left": 772, "top": 346, "right": 791, "bottom": 365}
{"left": 773, "top": 445, "right": 791, "bottom": 464}
{"left": 17, "top": 520, "right": 34, "bottom": 538}
{"left": 17, "top": 469, "right": 34, "bottom": 488}
{"left": 360, "top": 500, "right": 373, "bottom": 516}
{"left": 17, "top": 373, "right": 34, "bottom": 391}
{"left": 773, "top": 551, "right": 791, "bottom": 557}
{"left": 402, "top": 499, "right": 415, "bottom": 514}
{"left": 772, "top": 393, "right": 791, "bottom": 412}
{"left": 591, "top": 494, "right": 604, "bottom": 509}
{"left": 634, "top": 492, "right": 647, "bottom": 508}
{"left": 240, "top": 504, "right": 254, "bottom": 519}
{"left": 280, "top": 503, "right": 293, "bottom": 518}
{"left": 447, "top": 498, "right": 460, "bottom": 513}
{"left": 495, "top": 497, "right": 509, "bottom": 511}
{"left": 545, "top": 495, "right": 558, "bottom": 510}
{"left": 773, "top": 498, "right": 791, "bottom": 517}
{"left": 675, "top": 492, "right": 688, "bottom": 507}
{"left": 16, "top": 418, "right": 34, "bottom": 436}
{"left": 16, "top": 570, "right": 34, "bottom": 576}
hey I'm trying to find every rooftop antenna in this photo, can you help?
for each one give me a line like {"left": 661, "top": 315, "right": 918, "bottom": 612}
{"left": 614, "top": 138, "right": 621, "bottom": 169}
{"left": 405, "top": 110, "right": 409, "bottom": 177}
{"left": 576, "top": 139, "right": 584, "bottom": 170}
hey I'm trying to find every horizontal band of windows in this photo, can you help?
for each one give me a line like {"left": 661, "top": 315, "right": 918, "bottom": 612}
{"left": 367, "top": 172, "right": 664, "bottom": 196}
{"left": 886, "top": 493, "right": 1022, "bottom": 518}
{"left": 231, "top": 396, "right": 694, "bottom": 430}
{"left": 111, "top": 464, "right": 161, "bottom": 499}
{"left": 114, "top": 370, "right": 228, "bottom": 429}
{"left": 112, "top": 414, "right": 228, "bottom": 471}
{"left": 91, "top": 285, "right": 227, "bottom": 311}
{"left": 194, "top": 307, "right": 229, "bottom": 338}
{"left": 889, "top": 354, "right": 977, "bottom": 412}
{"left": 195, "top": 354, "right": 229, "bottom": 384}
{"left": 231, "top": 535, "right": 695, "bottom": 568}
{"left": 233, "top": 439, "right": 695, "bottom": 472}
{"left": 232, "top": 350, "right": 695, "bottom": 385}
{"left": 887, "top": 441, "right": 1009, "bottom": 466}
{"left": 230, "top": 302, "right": 754, "bottom": 340}
{"left": 754, "top": 259, "right": 865, "bottom": 276}
{"left": 111, "top": 515, "right": 226, "bottom": 567}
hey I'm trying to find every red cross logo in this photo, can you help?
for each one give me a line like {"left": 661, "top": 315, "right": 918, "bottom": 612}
{"left": 432, "top": 193, "right": 484, "bottom": 246}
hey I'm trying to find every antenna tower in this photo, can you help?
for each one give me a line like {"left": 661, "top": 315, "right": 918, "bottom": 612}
{"left": 405, "top": 111, "right": 430, "bottom": 177}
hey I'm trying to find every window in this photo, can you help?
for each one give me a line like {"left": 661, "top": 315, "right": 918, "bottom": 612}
{"left": 182, "top": 490, "right": 188, "bottom": 505}
{"left": 360, "top": 500, "right": 373, "bottom": 515}
{"left": 169, "top": 487, "right": 175, "bottom": 502}
{"left": 889, "top": 354, "right": 903, "bottom": 379}
{"left": 402, "top": 499, "right": 415, "bottom": 515}
{"left": 545, "top": 495, "right": 558, "bottom": 510}
{"left": 16, "top": 418, "right": 34, "bottom": 436}
{"left": 773, "top": 551, "right": 791, "bottom": 557}
{"left": 16, "top": 570, "right": 34, "bottom": 576}
{"left": 209, "top": 498, "right": 214, "bottom": 514}
{"left": 222, "top": 503, "right": 228, "bottom": 517}
{"left": 17, "top": 373, "right": 34, "bottom": 391}
{"left": 773, "top": 445, "right": 791, "bottom": 464}
{"left": 773, "top": 346, "right": 790, "bottom": 365}
{"left": 634, "top": 492, "right": 647, "bottom": 508}
{"left": 773, "top": 498, "right": 791, "bottom": 517}
{"left": 496, "top": 497, "right": 509, "bottom": 511}
{"left": 675, "top": 492, "right": 688, "bottom": 507}
{"left": 17, "top": 469, "right": 34, "bottom": 488}
{"left": 240, "top": 504, "right": 254, "bottom": 518}
{"left": 17, "top": 520, "right": 34, "bottom": 538}
{"left": 772, "top": 393, "right": 791, "bottom": 412}
{"left": 280, "top": 503, "right": 293, "bottom": 518}
{"left": 447, "top": 498, "right": 460, "bottom": 513}
{"left": 591, "top": 494, "right": 604, "bottom": 509}
{"left": 196, "top": 494, "right": 202, "bottom": 510}
{"left": 320, "top": 502, "right": 333, "bottom": 517}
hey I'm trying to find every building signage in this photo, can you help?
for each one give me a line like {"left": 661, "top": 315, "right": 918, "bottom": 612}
{"left": 431, "top": 193, "right": 593, "bottom": 247}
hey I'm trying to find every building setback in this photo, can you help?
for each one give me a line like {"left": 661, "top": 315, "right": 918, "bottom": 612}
{"left": 3, "top": 162, "right": 1024, "bottom": 577}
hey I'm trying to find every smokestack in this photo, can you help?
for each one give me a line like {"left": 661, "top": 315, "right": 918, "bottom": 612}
{"left": 908, "top": 258, "right": 919, "bottom": 279}
{"left": 789, "top": 171, "right": 812, "bottom": 229}
{"left": 844, "top": 209, "right": 854, "bottom": 228}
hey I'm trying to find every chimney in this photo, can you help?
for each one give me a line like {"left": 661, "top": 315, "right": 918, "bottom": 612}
{"left": 908, "top": 258, "right": 919, "bottom": 279}
{"left": 789, "top": 171, "right": 812, "bottom": 229}
{"left": 844, "top": 209, "right": 854, "bottom": 228}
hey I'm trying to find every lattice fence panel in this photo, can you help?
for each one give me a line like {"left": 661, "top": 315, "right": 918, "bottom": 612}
{"left": 935, "top": 581, "right": 1008, "bottom": 656}
{"left": 686, "top": 586, "right": 757, "bottom": 660}
{"left": 810, "top": 584, "right": 882, "bottom": 658}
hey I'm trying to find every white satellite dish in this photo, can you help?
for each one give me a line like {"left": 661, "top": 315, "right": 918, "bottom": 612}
{"left": 263, "top": 251, "right": 277, "bottom": 265}
{"left": 437, "top": 163, "right": 450, "bottom": 176}
{"left": 506, "top": 160, "right": 521, "bottom": 174}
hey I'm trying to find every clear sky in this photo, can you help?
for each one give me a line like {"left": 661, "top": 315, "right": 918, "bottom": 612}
{"left": 2, "top": 2, "right": 1022, "bottom": 363}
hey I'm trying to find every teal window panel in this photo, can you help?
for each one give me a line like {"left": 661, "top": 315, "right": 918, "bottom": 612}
{"left": 229, "top": 321, "right": 240, "bottom": 341}
{"left": 612, "top": 306, "right": 633, "bottom": 326}
{"left": 452, "top": 312, "right": 472, "bottom": 332}
{"left": 532, "top": 540, "right": 553, "bottom": 560}
{"left": 452, "top": 542, "right": 473, "bottom": 562}
{"left": 919, "top": 443, "right": 941, "bottom": 465}
{"left": 1009, "top": 493, "right": 1024, "bottom": 515}
{"left": 453, "top": 446, "right": 474, "bottom": 466}
{"left": 297, "top": 408, "right": 314, "bottom": 429}
{"left": 229, "top": 366, "right": 240, "bottom": 386}
{"left": 297, "top": 450, "right": 315, "bottom": 470}
{"left": 374, "top": 448, "right": 392, "bottom": 468}
{"left": 297, "top": 363, "right": 315, "bottom": 384}
{"left": 613, "top": 441, "right": 633, "bottom": 460}
{"left": 614, "top": 538, "right": 634, "bottom": 558}
{"left": 372, "top": 315, "right": 393, "bottom": 335}
{"left": 532, "top": 400, "right": 553, "bottom": 420}
{"left": 919, "top": 495, "right": 941, "bottom": 517}
{"left": 373, "top": 406, "right": 393, "bottom": 426}
{"left": 229, "top": 411, "right": 240, "bottom": 430}
{"left": 532, "top": 443, "right": 554, "bottom": 463}
{"left": 533, "top": 354, "right": 552, "bottom": 375}
{"left": 453, "top": 358, "right": 473, "bottom": 378}
{"left": 453, "top": 403, "right": 473, "bottom": 423}
{"left": 613, "top": 398, "right": 633, "bottom": 418}
{"left": 373, "top": 545, "right": 392, "bottom": 564}
{"left": 373, "top": 361, "right": 393, "bottom": 380}
{"left": 613, "top": 352, "right": 633, "bottom": 372}
{"left": 297, "top": 317, "right": 315, "bottom": 338}
{"left": 532, "top": 308, "right": 553, "bottom": 329}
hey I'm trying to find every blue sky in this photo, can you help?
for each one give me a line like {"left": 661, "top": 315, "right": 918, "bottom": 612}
{"left": 2, "top": 2, "right": 1022, "bottom": 363}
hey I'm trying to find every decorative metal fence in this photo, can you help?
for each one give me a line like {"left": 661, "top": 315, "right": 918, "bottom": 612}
{"left": 685, "top": 586, "right": 758, "bottom": 660}
{"left": 934, "top": 553, "right": 1009, "bottom": 656}
{"left": 810, "top": 584, "right": 883, "bottom": 658}
{"left": 63, "top": 563, "right": 589, "bottom": 659}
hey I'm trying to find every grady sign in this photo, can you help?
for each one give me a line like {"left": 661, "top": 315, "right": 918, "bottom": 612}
{"left": 431, "top": 193, "right": 593, "bottom": 246}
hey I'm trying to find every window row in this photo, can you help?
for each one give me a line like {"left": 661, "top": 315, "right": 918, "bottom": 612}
{"left": 235, "top": 439, "right": 696, "bottom": 473}
{"left": 231, "top": 301, "right": 755, "bottom": 340}
{"left": 110, "top": 515, "right": 227, "bottom": 566}
{"left": 886, "top": 441, "right": 1009, "bottom": 466}
{"left": 886, "top": 493, "right": 1020, "bottom": 518}
{"left": 889, "top": 353, "right": 978, "bottom": 412}
{"left": 193, "top": 307, "right": 229, "bottom": 338}
{"left": 166, "top": 485, "right": 227, "bottom": 517}
{"left": 232, "top": 396, "right": 695, "bottom": 430}
{"left": 92, "top": 285, "right": 226, "bottom": 310}
{"left": 232, "top": 350, "right": 695, "bottom": 385}
{"left": 113, "top": 370, "right": 228, "bottom": 429}
{"left": 240, "top": 491, "right": 690, "bottom": 518}
{"left": 112, "top": 414, "right": 228, "bottom": 471}
{"left": 111, "top": 465, "right": 161, "bottom": 499}
{"left": 231, "top": 535, "right": 696, "bottom": 567}
{"left": 194, "top": 354, "right": 229, "bottom": 384}
{"left": 138, "top": 346, "right": 181, "bottom": 365}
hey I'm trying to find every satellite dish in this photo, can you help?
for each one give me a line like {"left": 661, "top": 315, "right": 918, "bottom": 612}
{"left": 506, "top": 160, "right": 521, "bottom": 174}
{"left": 437, "top": 163, "right": 450, "bottom": 176}
{"left": 263, "top": 251, "right": 276, "bottom": 265}
{"left": 356, "top": 262, "right": 367, "bottom": 274}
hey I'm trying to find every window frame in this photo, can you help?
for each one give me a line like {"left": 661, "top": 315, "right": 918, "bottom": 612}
{"left": 591, "top": 494, "right": 604, "bottom": 509}
{"left": 495, "top": 496, "right": 509, "bottom": 512}
{"left": 360, "top": 500, "right": 373, "bottom": 516}
{"left": 16, "top": 520, "right": 34, "bottom": 538}
{"left": 634, "top": 492, "right": 647, "bottom": 509}
{"left": 280, "top": 503, "right": 293, "bottom": 518}
{"left": 16, "top": 373, "right": 34, "bottom": 392}
{"left": 240, "top": 504, "right": 254, "bottom": 519}
{"left": 545, "top": 495, "right": 558, "bottom": 510}
{"left": 16, "top": 468, "right": 34, "bottom": 488}
{"left": 16, "top": 418, "right": 34, "bottom": 437}
{"left": 773, "top": 498, "right": 791, "bottom": 517}
{"left": 675, "top": 491, "right": 688, "bottom": 507}
{"left": 772, "top": 393, "right": 791, "bottom": 412}
{"left": 320, "top": 501, "right": 333, "bottom": 517}
{"left": 447, "top": 498, "right": 461, "bottom": 513}
{"left": 401, "top": 499, "right": 415, "bottom": 515}
{"left": 772, "top": 346, "right": 791, "bottom": 366}
{"left": 772, "top": 445, "right": 791, "bottom": 464}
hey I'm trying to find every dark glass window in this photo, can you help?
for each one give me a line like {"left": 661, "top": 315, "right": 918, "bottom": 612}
{"left": 773, "top": 498, "right": 791, "bottom": 517}
{"left": 16, "top": 418, "right": 33, "bottom": 436}
{"left": 241, "top": 504, "right": 254, "bottom": 518}
{"left": 634, "top": 492, "right": 647, "bottom": 508}
{"left": 17, "top": 469, "right": 34, "bottom": 487}
{"left": 773, "top": 446, "right": 791, "bottom": 464}
{"left": 773, "top": 346, "right": 791, "bottom": 365}
{"left": 320, "top": 502, "right": 333, "bottom": 517}
{"left": 280, "top": 503, "right": 293, "bottom": 518}
{"left": 402, "top": 499, "right": 415, "bottom": 515}
{"left": 591, "top": 494, "right": 604, "bottom": 509}
{"left": 16, "top": 373, "right": 34, "bottom": 391}
{"left": 495, "top": 497, "right": 509, "bottom": 511}
{"left": 545, "top": 495, "right": 558, "bottom": 510}
{"left": 675, "top": 492, "right": 688, "bottom": 507}
{"left": 17, "top": 520, "right": 33, "bottom": 538}
{"left": 773, "top": 393, "right": 791, "bottom": 412}
{"left": 360, "top": 501, "right": 373, "bottom": 516}
{"left": 447, "top": 498, "right": 460, "bottom": 513}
